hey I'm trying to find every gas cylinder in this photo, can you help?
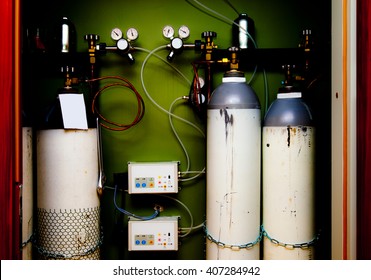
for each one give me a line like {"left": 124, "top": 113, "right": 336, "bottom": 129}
{"left": 22, "top": 125, "right": 33, "bottom": 259}
{"left": 206, "top": 70, "right": 261, "bottom": 260}
{"left": 36, "top": 21, "right": 101, "bottom": 258}
{"left": 262, "top": 84, "right": 316, "bottom": 259}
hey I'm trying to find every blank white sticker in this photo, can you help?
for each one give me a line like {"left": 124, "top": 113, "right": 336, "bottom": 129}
{"left": 59, "top": 93, "right": 88, "bottom": 129}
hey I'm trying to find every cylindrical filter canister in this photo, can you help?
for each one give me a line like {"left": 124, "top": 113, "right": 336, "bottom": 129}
{"left": 232, "top": 13, "right": 255, "bottom": 49}
{"left": 206, "top": 71, "right": 261, "bottom": 260}
{"left": 262, "top": 91, "right": 316, "bottom": 259}
{"left": 53, "top": 16, "right": 76, "bottom": 54}
{"left": 37, "top": 129, "right": 100, "bottom": 259}
{"left": 22, "top": 127, "right": 33, "bottom": 260}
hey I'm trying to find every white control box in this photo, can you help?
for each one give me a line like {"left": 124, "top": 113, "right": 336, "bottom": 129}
{"left": 128, "top": 217, "right": 179, "bottom": 251}
{"left": 128, "top": 161, "right": 179, "bottom": 194}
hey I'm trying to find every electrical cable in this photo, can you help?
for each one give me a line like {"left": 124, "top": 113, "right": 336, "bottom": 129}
{"left": 168, "top": 96, "right": 206, "bottom": 178}
{"left": 113, "top": 184, "right": 159, "bottom": 221}
{"left": 158, "top": 194, "right": 194, "bottom": 238}
{"left": 87, "top": 75, "right": 145, "bottom": 131}
{"left": 180, "top": 222, "right": 205, "bottom": 233}
{"left": 169, "top": 96, "right": 192, "bottom": 173}
{"left": 224, "top": 0, "right": 239, "bottom": 16}
{"left": 189, "top": 0, "right": 256, "bottom": 47}
{"left": 136, "top": 47, "right": 192, "bottom": 85}
{"left": 179, "top": 168, "right": 206, "bottom": 182}
{"left": 139, "top": 46, "right": 206, "bottom": 138}
{"left": 139, "top": 46, "right": 206, "bottom": 178}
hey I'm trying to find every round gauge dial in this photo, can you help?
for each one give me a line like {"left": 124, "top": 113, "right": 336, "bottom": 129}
{"left": 126, "top": 27, "right": 139, "bottom": 41}
{"left": 178, "top": 25, "right": 190, "bottom": 39}
{"left": 117, "top": 38, "right": 129, "bottom": 51}
{"left": 163, "top": 25, "right": 175, "bottom": 39}
{"left": 171, "top": 37, "right": 183, "bottom": 50}
{"left": 111, "top": 27, "right": 123, "bottom": 41}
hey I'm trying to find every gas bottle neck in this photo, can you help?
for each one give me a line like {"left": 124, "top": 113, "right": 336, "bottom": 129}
{"left": 223, "top": 70, "right": 246, "bottom": 83}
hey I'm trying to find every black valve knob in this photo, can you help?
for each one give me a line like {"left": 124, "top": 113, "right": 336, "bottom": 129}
{"left": 96, "top": 43, "right": 107, "bottom": 54}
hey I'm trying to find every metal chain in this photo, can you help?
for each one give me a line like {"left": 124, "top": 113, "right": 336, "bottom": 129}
{"left": 22, "top": 233, "right": 34, "bottom": 248}
{"left": 33, "top": 227, "right": 104, "bottom": 259}
{"left": 204, "top": 224, "right": 320, "bottom": 251}
{"left": 261, "top": 225, "right": 320, "bottom": 250}
{"left": 204, "top": 224, "right": 262, "bottom": 250}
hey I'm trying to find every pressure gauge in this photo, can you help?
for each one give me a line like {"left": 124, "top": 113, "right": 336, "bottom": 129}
{"left": 178, "top": 25, "right": 190, "bottom": 39}
{"left": 117, "top": 38, "right": 129, "bottom": 51}
{"left": 126, "top": 27, "right": 139, "bottom": 41}
{"left": 111, "top": 27, "right": 123, "bottom": 41}
{"left": 163, "top": 25, "right": 175, "bottom": 39}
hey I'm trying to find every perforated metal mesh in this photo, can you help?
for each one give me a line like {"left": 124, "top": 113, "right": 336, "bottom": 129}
{"left": 36, "top": 207, "right": 102, "bottom": 260}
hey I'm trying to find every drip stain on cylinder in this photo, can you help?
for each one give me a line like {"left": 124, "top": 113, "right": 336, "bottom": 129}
{"left": 287, "top": 126, "right": 291, "bottom": 147}
{"left": 221, "top": 109, "right": 234, "bottom": 140}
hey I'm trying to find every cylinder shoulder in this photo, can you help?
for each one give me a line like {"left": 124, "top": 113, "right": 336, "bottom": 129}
{"left": 208, "top": 82, "right": 261, "bottom": 109}
{"left": 264, "top": 98, "right": 313, "bottom": 126}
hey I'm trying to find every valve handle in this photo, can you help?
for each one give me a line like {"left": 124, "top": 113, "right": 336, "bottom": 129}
{"left": 202, "top": 31, "right": 217, "bottom": 39}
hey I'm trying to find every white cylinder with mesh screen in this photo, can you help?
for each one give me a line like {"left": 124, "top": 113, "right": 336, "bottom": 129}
{"left": 36, "top": 129, "right": 101, "bottom": 259}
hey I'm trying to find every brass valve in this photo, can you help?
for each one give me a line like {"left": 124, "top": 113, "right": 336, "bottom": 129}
{"left": 61, "top": 66, "right": 78, "bottom": 88}
{"left": 229, "top": 46, "right": 240, "bottom": 70}
{"left": 282, "top": 64, "right": 294, "bottom": 87}
{"left": 298, "top": 29, "right": 312, "bottom": 71}
{"left": 85, "top": 34, "right": 100, "bottom": 64}
{"left": 201, "top": 31, "right": 217, "bottom": 61}
{"left": 299, "top": 29, "right": 312, "bottom": 52}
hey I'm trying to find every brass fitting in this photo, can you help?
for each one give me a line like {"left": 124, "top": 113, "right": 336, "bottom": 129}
{"left": 62, "top": 66, "right": 78, "bottom": 88}
{"left": 201, "top": 31, "right": 217, "bottom": 61}
{"left": 85, "top": 34, "right": 100, "bottom": 64}
{"left": 299, "top": 29, "right": 312, "bottom": 52}
{"left": 229, "top": 46, "right": 240, "bottom": 71}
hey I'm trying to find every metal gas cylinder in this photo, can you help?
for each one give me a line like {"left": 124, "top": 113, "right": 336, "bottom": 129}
{"left": 206, "top": 70, "right": 261, "bottom": 260}
{"left": 262, "top": 85, "right": 316, "bottom": 259}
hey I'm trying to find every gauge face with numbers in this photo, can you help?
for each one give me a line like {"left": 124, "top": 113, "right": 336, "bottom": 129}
{"left": 178, "top": 25, "right": 190, "bottom": 39}
{"left": 163, "top": 25, "right": 175, "bottom": 39}
{"left": 111, "top": 27, "right": 123, "bottom": 41}
{"left": 126, "top": 28, "right": 139, "bottom": 41}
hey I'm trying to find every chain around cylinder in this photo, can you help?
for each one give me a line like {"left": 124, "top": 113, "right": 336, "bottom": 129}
{"left": 204, "top": 224, "right": 320, "bottom": 251}
{"left": 204, "top": 224, "right": 262, "bottom": 250}
{"left": 261, "top": 225, "right": 320, "bottom": 250}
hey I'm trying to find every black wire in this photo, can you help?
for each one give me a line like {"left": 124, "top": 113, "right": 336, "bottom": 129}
{"left": 224, "top": 0, "right": 240, "bottom": 16}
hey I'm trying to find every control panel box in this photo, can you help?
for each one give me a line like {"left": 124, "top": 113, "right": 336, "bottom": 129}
{"left": 128, "top": 217, "right": 179, "bottom": 251}
{"left": 128, "top": 161, "right": 179, "bottom": 194}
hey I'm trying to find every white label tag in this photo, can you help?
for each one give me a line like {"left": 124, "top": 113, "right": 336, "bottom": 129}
{"left": 59, "top": 93, "right": 88, "bottom": 129}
